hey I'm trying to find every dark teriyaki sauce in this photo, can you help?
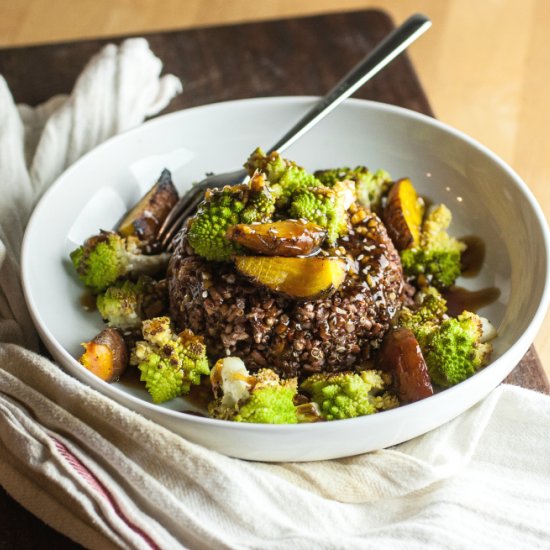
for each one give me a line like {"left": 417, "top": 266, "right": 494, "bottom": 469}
{"left": 460, "top": 235, "right": 485, "bottom": 277}
{"left": 79, "top": 291, "right": 97, "bottom": 311}
{"left": 437, "top": 234, "right": 500, "bottom": 316}
{"left": 119, "top": 364, "right": 141, "bottom": 389}
{"left": 443, "top": 286, "right": 501, "bottom": 317}
{"left": 185, "top": 377, "right": 214, "bottom": 411}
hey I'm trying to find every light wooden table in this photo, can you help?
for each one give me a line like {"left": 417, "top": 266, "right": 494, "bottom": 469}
{"left": 2, "top": 0, "right": 549, "bottom": 380}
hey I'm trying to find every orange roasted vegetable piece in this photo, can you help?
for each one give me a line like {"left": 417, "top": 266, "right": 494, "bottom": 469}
{"left": 383, "top": 178, "right": 424, "bottom": 250}
{"left": 79, "top": 327, "right": 128, "bottom": 382}
{"left": 234, "top": 256, "right": 347, "bottom": 299}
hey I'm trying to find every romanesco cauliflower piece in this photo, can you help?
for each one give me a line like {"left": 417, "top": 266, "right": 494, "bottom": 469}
{"left": 395, "top": 288, "right": 495, "bottom": 388}
{"left": 300, "top": 370, "right": 398, "bottom": 421}
{"left": 234, "top": 370, "right": 297, "bottom": 424}
{"left": 316, "top": 166, "right": 392, "bottom": 211}
{"left": 96, "top": 279, "right": 144, "bottom": 328}
{"left": 274, "top": 166, "right": 321, "bottom": 206}
{"left": 187, "top": 175, "right": 275, "bottom": 261}
{"left": 289, "top": 186, "right": 348, "bottom": 243}
{"left": 314, "top": 167, "right": 352, "bottom": 187}
{"left": 208, "top": 357, "right": 298, "bottom": 424}
{"left": 70, "top": 231, "right": 169, "bottom": 293}
{"left": 240, "top": 173, "right": 276, "bottom": 224}
{"left": 397, "top": 286, "right": 448, "bottom": 348}
{"left": 130, "top": 317, "right": 210, "bottom": 403}
{"left": 96, "top": 276, "right": 167, "bottom": 328}
{"left": 186, "top": 186, "right": 245, "bottom": 261}
{"left": 400, "top": 204, "right": 466, "bottom": 289}
{"left": 245, "top": 148, "right": 321, "bottom": 206}
{"left": 424, "top": 311, "right": 492, "bottom": 387}
{"left": 245, "top": 147, "right": 290, "bottom": 182}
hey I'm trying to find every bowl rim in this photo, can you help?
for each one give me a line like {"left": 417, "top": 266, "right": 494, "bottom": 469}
{"left": 21, "top": 95, "right": 550, "bottom": 434}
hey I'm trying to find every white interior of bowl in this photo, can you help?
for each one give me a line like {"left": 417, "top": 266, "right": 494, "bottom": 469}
{"left": 21, "top": 97, "right": 550, "bottom": 461}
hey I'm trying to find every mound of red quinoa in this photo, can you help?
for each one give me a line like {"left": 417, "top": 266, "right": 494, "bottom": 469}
{"left": 167, "top": 205, "right": 405, "bottom": 380}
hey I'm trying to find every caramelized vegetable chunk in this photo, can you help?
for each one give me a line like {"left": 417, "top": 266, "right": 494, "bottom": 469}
{"left": 234, "top": 256, "right": 347, "bottom": 299}
{"left": 378, "top": 327, "right": 433, "bottom": 403}
{"left": 383, "top": 178, "right": 424, "bottom": 250}
{"left": 118, "top": 169, "right": 178, "bottom": 245}
{"left": 227, "top": 220, "right": 326, "bottom": 257}
{"left": 79, "top": 327, "right": 128, "bottom": 382}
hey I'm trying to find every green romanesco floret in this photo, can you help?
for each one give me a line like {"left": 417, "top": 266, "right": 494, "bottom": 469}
{"left": 208, "top": 357, "right": 298, "bottom": 424}
{"left": 97, "top": 279, "right": 143, "bottom": 328}
{"left": 396, "top": 286, "right": 448, "bottom": 348}
{"left": 70, "top": 231, "right": 170, "bottom": 293}
{"left": 314, "top": 167, "right": 353, "bottom": 187}
{"left": 423, "top": 311, "right": 492, "bottom": 388}
{"left": 186, "top": 186, "right": 245, "bottom": 261}
{"left": 130, "top": 317, "right": 210, "bottom": 403}
{"left": 300, "top": 370, "right": 399, "bottom": 421}
{"left": 396, "top": 289, "right": 494, "bottom": 388}
{"left": 275, "top": 166, "right": 321, "bottom": 205}
{"left": 240, "top": 182, "right": 276, "bottom": 224}
{"left": 355, "top": 168, "right": 392, "bottom": 211}
{"left": 96, "top": 276, "right": 166, "bottom": 328}
{"left": 400, "top": 204, "right": 466, "bottom": 289}
{"left": 234, "top": 369, "right": 298, "bottom": 424}
{"left": 245, "top": 148, "right": 321, "bottom": 206}
{"left": 289, "top": 186, "right": 348, "bottom": 243}
{"left": 245, "top": 147, "right": 290, "bottom": 182}
{"left": 316, "top": 166, "right": 392, "bottom": 211}
{"left": 187, "top": 175, "right": 275, "bottom": 261}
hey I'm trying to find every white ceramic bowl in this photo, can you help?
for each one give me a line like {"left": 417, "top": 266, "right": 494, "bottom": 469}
{"left": 22, "top": 97, "right": 550, "bottom": 461}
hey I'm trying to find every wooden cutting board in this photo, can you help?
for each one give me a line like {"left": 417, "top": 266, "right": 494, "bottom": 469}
{"left": 0, "top": 9, "right": 547, "bottom": 547}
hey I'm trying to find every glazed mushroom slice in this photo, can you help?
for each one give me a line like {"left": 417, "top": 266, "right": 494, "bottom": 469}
{"left": 383, "top": 178, "right": 424, "bottom": 250}
{"left": 234, "top": 255, "right": 348, "bottom": 299}
{"left": 377, "top": 327, "right": 433, "bottom": 403}
{"left": 118, "top": 169, "right": 179, "bottom": 246}
{"left": 79, "top": 327, "right": 128, "bottom": 382}
{"left": 227, "top": 220, "right": 327, "bottom": 257}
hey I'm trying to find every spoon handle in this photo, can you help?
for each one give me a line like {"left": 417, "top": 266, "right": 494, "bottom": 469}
{"left": 270, "top": 13, "right": 432, "bottom": 155}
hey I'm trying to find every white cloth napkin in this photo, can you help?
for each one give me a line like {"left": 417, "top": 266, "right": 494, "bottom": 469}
{"left": 1, "top": 38, "right": 550, "bottom": 550}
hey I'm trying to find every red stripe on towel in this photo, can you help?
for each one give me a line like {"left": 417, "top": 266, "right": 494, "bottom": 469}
{"left": 52, "top": 436, "right": 159, "bottom": 550}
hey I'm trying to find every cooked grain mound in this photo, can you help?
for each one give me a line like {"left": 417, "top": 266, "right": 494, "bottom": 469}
{"left": 168, "top": 209, "right": 404, "bottom": 379}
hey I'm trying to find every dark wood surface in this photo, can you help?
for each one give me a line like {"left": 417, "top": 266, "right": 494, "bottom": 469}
{"left": 0, "top": 9, "right": 548, "bottom": 548}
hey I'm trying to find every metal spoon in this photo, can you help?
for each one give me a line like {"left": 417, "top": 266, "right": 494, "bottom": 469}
{"left": 158, "top": 13, "right": 431, "bottom": 248}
